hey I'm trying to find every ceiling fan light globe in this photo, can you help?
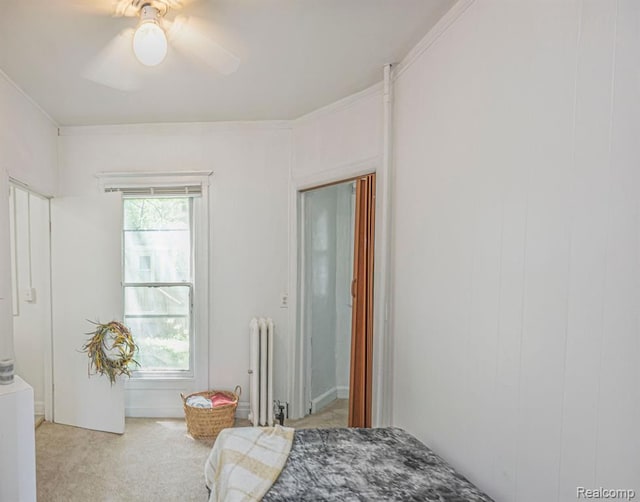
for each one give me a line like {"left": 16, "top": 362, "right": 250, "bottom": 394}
{"left": 133, "top": 21, "right": 168, "bottom": 67}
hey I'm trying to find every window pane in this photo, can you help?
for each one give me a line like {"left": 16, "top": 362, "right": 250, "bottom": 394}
{"left": 124, "top": 230, "right": 190, "bottom": 282}
{"left": 125, "top": 316, "right": 190, "bottom": 371}
{"left": 124, "top": 198, "right": 190, "bottom": 231}
{"left": 125, "top": 286, "right": 190, "bottom": 371}
{"left": 123, "top": 198, "right": 191, "bottom": 283}
{"left": 125, "top": 286, "right": 190, "bottom": 316}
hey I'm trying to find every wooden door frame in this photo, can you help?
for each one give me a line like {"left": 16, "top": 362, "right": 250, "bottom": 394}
{"left": 287, "top": 157, "right": 392, "bottom": 424}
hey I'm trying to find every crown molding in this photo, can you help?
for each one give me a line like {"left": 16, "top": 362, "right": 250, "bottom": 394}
{"left": 59, "top": 120, "right": 292, "bottom": 136}
{"left": 294, "top": 82, "right": 383, "bottom": 126}
{"left": 96, "top": 170, "right": 213, "bottom": 179}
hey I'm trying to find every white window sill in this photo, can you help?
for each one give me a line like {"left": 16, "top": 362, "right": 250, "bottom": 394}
{"left": 125, "top": 376, "right": 195, "bottom": 391}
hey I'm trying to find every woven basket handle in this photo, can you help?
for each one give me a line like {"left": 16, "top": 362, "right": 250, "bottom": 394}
{"left": 180, "top": 393, "right": 187, "bottom": 403}
{"left": 234, "top": 385, "right": 242, "bottom": 399}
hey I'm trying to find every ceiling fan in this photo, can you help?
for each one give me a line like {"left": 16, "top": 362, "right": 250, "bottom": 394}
{"left": 77, "top": 0, "right": 240, "bottom": 91}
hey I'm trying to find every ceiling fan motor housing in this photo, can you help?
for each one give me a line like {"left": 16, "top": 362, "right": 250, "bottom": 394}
{"left": 116, "top": 0, "right": 172, "bottom": 18}
{"left": 139, "top": 4, "right": 164, "bottom": 22}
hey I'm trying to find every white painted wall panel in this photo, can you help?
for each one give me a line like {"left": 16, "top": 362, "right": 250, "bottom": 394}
{"left": 391, "top": 1, "right": 640, "bottom": 500}
{"left": 0, "top": 76, "right": 57, "bottom": 196}
{"left": 515, "top": 4, "right": 577, "bottom": 498}
{"left": 293, "top": 87, "right": 383, "bottom": 179}
{"left": 558, "top": 1, "right": 616, "bottom": 499}
{"left": 0, "top": 171, "right": 13, "bottom": 364}
{"left": 595, "top": 0, "right": 640, "bottom": 490}
{"left": 0, "top": 73, "right": 57, "bottom": 364}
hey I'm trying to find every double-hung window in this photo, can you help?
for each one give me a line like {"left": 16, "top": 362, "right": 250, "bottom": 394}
{"left": 100, "top": 170, "right": 210, "bottom": 389}
{"left": 123, "top": 197, "right": 194, "bottom": 376}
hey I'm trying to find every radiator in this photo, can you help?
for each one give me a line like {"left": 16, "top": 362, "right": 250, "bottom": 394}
{"left": 248, "top": 318, "right": 274, "bottom": 426}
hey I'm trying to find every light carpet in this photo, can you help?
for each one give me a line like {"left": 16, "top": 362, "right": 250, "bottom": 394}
{"left": 36, "top": 399, "right": 348, "bottom": 502}
{"left": 36, "top": 418, "right": 214, "bottom": 502}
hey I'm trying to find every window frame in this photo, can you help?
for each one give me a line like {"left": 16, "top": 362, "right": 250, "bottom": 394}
{"left": 122, "top": 195, "right": 195, "bottom": 378}
{"left": 96, "top": 170, "right": 211, "bottom": 390}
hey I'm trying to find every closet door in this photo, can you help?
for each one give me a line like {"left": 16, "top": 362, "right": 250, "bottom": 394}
{"left": 10, "top": 184, "right": 53, "bottom": 420}
{"left": 51, "top": 191, "right": 125, "bottom": 434}
{"left": 348, "top": 173, "right": 375, "bottom": 428}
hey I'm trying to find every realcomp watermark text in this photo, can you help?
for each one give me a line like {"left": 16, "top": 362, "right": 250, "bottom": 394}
{"left": 577, "top": 487, "right": 636, "bottom": 501}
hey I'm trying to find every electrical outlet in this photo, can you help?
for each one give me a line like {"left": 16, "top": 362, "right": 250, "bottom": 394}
{"left": 280, "top": 293, "right": 288, "bottom": 308}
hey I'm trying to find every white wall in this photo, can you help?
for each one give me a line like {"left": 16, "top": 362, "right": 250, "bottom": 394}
{"left": 0, "top": 169, "right": 13, "bottom": 364}
{"left": 292, "top": 85, "right": 383, "bottom": 180}
{"left": 334, "top": 182, "right": 354, "bottom": 394}
{"left": 55, "top": 122, "right": 291, "bottom": 416}
{"left": 304, "top": 186, "right": 338, "bottom": 406}
{"left": 391, "top": 1, "right": 640, "bottom": 501}
{"left": 0, "top": 71, "right": 57, "bottom": 502}
{"left": 0, "top": 73, "right": 57, "bottom": 365}
{"left": 0, "top": 74, "right": 58, "bottom": 196}
{"left": 303, "top": 181, "right": 354, "bottom": 411}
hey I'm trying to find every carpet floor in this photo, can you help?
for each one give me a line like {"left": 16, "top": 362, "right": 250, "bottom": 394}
{"left": 36, "top": 418, "right": 214, "bottom": 502}
{"left": 36, "top": 399, "right": 348, "bottom": 502}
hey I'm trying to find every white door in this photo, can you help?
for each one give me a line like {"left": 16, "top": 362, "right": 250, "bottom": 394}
{"left": 51, "top": 191, "right": 125, "bottom": 433}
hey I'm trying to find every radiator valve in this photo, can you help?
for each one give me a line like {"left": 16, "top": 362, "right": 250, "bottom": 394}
{"left": 274, "top": 400, "right": 288, "bottom": 426}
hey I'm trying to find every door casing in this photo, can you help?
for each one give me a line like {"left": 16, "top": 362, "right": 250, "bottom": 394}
{"left": 288, "top": 158, "right": 391, "bottom": 424}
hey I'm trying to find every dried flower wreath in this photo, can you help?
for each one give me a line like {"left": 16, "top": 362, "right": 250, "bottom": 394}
{"left": 81, "top": 320, "right": 139, "bottom": 385}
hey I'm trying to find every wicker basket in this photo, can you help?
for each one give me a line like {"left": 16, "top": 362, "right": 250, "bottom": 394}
{"left": 181, "top": 386, "right": 241, "bottom": 440}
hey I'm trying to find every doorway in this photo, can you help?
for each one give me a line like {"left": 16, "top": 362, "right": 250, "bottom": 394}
{"left": 298, "top": 173, "right": 376, "bottom": 428}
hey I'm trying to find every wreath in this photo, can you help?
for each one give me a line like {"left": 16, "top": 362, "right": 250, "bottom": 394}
{"left": 81, "top": 320, "right": 139, "bottom": 385}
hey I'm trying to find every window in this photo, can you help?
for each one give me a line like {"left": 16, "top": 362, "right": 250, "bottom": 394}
{"left": 100, "top": 169, "right": 211, "bottom": 388}
{"left": 123, "top": 197, "right": 193, "bottom": 375}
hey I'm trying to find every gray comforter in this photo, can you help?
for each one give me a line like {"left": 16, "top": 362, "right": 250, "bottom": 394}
{"left": 262, "top": 427, "right": 494, "bottom": 501}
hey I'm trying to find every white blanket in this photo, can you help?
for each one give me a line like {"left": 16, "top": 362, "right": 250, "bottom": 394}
{"left": 205, "top": 426, "right": 294, "bottom": 502}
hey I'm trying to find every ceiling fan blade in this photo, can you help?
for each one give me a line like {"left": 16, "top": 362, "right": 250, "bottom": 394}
{"left": 164, "top": 0, "right": 200, "bottom": 10}
{"left": 165, "top": 16, "right": 240, "bottom": 75}
{"left": 57, "top": 0, "right": 133, "bottom": 17}
{"left": 83, "top": 28, "right": 143, "bottom": 91}
{"left": 61, "top": 0, "right": 200, "bottom": 17}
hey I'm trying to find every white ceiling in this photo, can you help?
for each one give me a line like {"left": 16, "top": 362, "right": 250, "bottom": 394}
{"left": 0, "top": 0, "right": 454, "bottom": 126}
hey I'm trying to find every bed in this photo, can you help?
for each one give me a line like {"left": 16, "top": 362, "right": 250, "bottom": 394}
{"left": 205, "top": 426, "right": 494, "bottom": 501}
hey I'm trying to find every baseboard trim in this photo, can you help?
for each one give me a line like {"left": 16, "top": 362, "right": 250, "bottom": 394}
{"left": 125, "top": 400, "right": 250, "bottom": 419}
{"left": 311, "top": 387, "right": 337, "bottom": 414}
{"left": 236, "top": 402, "right": 249, "bottom": 419}
{"left": 336, "top": 386, "right": 349, "bottom": 399}
{"left": 34, "top": 400, "right": 44, "bottom": 416}
{"left": 125, "top": 407, "right": 184, "bottom": 418}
